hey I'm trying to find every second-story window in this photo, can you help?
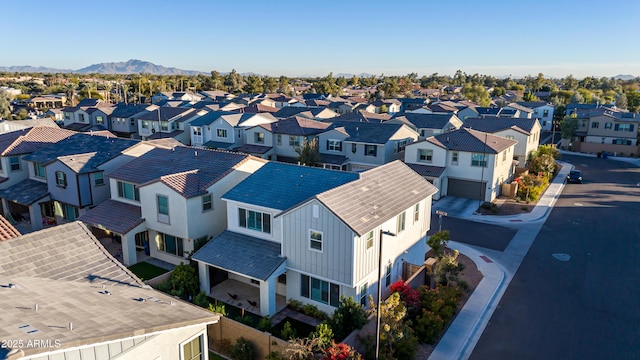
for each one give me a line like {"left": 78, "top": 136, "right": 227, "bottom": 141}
{"left": 351, "top": 143, "right": 357, "bottom": 153}
{"left": 365, "top": 231, "right": 373, "bottom": 250}
{"left": 255, "top": 132, "right": 265, "bottom": 144}
{"left": 414, "top": 203, "right": 420, "bottom": 223}
{"left": 157, "top": 195, "right": 169, "bottom": 223}
{"left": 471, "top": 153, "right": 487, "bottom": 167}
{"left": 364, "top": 144, "right": 377, "bottom": 157}
{"left": 34, "top": 163, "right": 46, "bottom": 179}
{"left": 202, "top": 194, "right": 213, "bottom": 212}
{"left": 309, "top": 230, "right": 323, "bottom": 251}
{"left": 9, "top": 157, "right": 20, "bottom": 171}
{"left": 94, "top": 172, "right": 104, "bottom": 186}
{"left": 141, "top": 120, "right": 149, "bottom": 129}
{"left": 451, "top": 151, "right": 459, "bottom": 165}
{"left": 396, "top": 211, "right": 406, "bottom": 233}
{"left": 592, "top": 122, "right": 599, "bottom": 129}
{"left": 327, "top": 139, "right": 342, "bottom": 151}
{"left": 277, "top": 134, "right": 282, "bottom": 145}
{"left": 217, "top": 128, "right": 227, "bottom": 138}
{"left": 55, "top": 171, "right": 67, "bottom": 187}
{"left": 160, "top": 121, "right": 169, "bottom": 131}
{"left": 238, "top": 208, "right": 271, "bottom": 234}
{"left": 96, "top": 116, "right": 104, "bottom": 125}
{"left": 418, "top": 149, "right": 433, "bottom": 163}
{"left": 117, "top": 181, "right": 140, "bottom": 201}
{"left": 289, "top": 136, "right": 300, "bottom": 147}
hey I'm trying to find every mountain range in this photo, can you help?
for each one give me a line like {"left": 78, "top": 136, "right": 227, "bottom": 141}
{"left": 0, "top": 59, "right": 207, "bottom": 76}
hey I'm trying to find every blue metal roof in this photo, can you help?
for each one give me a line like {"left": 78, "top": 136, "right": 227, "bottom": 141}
{"left": 223, "top": 162, "right": 359, "bottom": 211}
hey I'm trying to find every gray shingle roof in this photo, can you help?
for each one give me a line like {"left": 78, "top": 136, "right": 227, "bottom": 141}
{"left": 260, "top": 116, "right": 330, "bottom": 136}
{"left": 107, "top": 147, "right": 256, "bottom": 198}
{"left": 392, "top": 113, "right": 458, "bottom": 129}
{"left": 192, "top": 230, "right": 285, "bottom": 281}
{"left": 23, "top": 133, "right": 139, "bottom": 172}
{"left": 78, "top": 199, "right": 143, "bottom": 234}
{"left": 463, "top": 117, "right": 537, "bottom": 135}
{"left": 327, "top": 121, "right": 405, "bottom": 144}
{"left": 111, "top": 103, "right": 150, "bottom": 118}
{"left": 0, "top": 179, "right": 49, "bottom": 205}
{"left": 405, "top": 163, "right": 446, "bottom": 177}
{"left": 223, "top": 162, "right": 359, "bottom": 211}
{"left": 0, "top": 221, "right": 143, "bottom": 286}
{"left": 138, "top": 107, "right": 195, "bottom": 121}
{"left": 234, "top": 144, "right": 272, "bottom": 154}
{"left": 427, "top": 128, "right": 518, "bottom": 154}
{"left": 317, "top": 153, "right": 348, "bottom": 165}
{"left": 316, "top": 160, "right": 438, "bottom": 236}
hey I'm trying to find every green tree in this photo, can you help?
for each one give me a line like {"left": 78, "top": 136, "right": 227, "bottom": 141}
{"left": 243, "top": 75, "right": 264, "bottom": 94}
{"left": 295, "top": 138, "right": 319, "bottom": 166}
{"left": 379, "top": 104, "right": 388, "bottom": 114}
{"left": 367, "top": 292, "right": 418, "bottom": 359}
{"left": 560, "top": 115, "right": 579, "bottom": 140}
{"left": 327, "top": 296, "right": 367, "bottom": 341}
{"left": 0, "top": 89, "right": 10, "bottom": 120}
{"left": 461, "top": 84, "right": 491, "bottom": 106}
{"left": 224, "top": 69, "right": 244, "bottom": 93}
{"left": 427, "top": 230, "right": 450, "bottom": 258}
{"left": 624, "top": 89, "right": 640, "bottom": 112}
{"left": 263, "top": 76, "right": 278, "bottom": 93}
{"left": 169, "top": 262, "right": 199, "bottom": 300}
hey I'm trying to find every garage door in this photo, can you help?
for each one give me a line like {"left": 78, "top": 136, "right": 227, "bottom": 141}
{"left": 447, "top": 178, "right": 486, "bottom": 200}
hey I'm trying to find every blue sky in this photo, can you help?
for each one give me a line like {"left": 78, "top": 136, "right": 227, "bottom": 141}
{"left": 2, "top": 0, "right": 639, "bottom": 78}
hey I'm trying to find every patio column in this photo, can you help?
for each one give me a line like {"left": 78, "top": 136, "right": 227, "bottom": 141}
{"left": 260, "top": 275, "right": 277, "bottom": 316}
{"left": 121, "top": 232, "right": 137, "bottom": 266}
{"left": 198, "top": 262, "right": 210, "bottom": 295}
{"left": 29, "top": 203, "right": 43, "bottom": 231}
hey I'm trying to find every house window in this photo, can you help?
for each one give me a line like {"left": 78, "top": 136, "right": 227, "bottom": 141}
{"left": 396, "top": 211, "right": 406, "bottom": 233}
{"left": 278, "top": 273, "right": 287, "bottom": 284}
{"left": 217, "top": 128, "right": 227, "bottom": 138}
{"left": 277, "top": 134, "right": 282, "bottom": 145}
{"left": 161, "top": 121, "right": 169, "bottom": 131}
{"left": 591, "top": 122, "right": 599, "bottom": 129}
{"left": 414, "top": 203, "right": 420, "bottom": 222}
{"left": 255, "top": 132, "right": 265, "bottom": 144}
{"left": 117, "top": 181, "right": 140, "bottom": 201}
{"left": 327, "top": 139, "right": 342, "bottom": 151}
{"left": 34, "top": 163, "right": 46, "bottom": 179}
{"left": 141, "top": 120, "right": 149, "bottom": 129}
{"left": 238, "top": 208, "right": 271, "bottom": 233}
{"left": 96, "top": 115, "right": 104, "bottom": 125}
{"left": 364, "top": 144, "right": 377, "bottom": 157}
{"left": 94, "top": 172, "right": 104, "bottom": 186}
{"left": 451, "top": 152, "right": 458, "bottom": 165}
{"left": 55, "top": 171, "right": 67, "bottom": 187}
{"left": 310, "top": 230, "right": 323, "bottom": 251}
{"left": 157, "top": 195, "right": 169, "bottom": 223}
{"left": 360, "top": 283, "right": 368, "bottom": 306}
{"left": 64, "top": 112, "right": 71, "bottom": 120}
{"left": 130, "top": 118, "right": 135, "bottom": 126}
{"left": 418, "top": 149, "right": 433, "bottom": 162}
{"left": 300, "top": 274, "right": 340, "bottom": 307}
{"left": 502, "top": 150, "right": 507, "bottom": 163}
{"left": 471, "top": 153, "right": 488, "bottom": 167}
{"left": 543, "top": 109, "right": 549, "bottom": 117}
{"left": 615, "top": 123, "right": 634, "bottom": 132}
{"left": 156, "top": 232, "right": 184, "bottom": 257}
{"left": 289, "top": 136, "right": 300, "bottom": 147}
{"left": 365, "top": 231, "right": 373, "bottom": 249}
{"left": 420, "top": 129, "right": 426, "bottom": 137}
{"left": 202, "top": 193, "right": 212, "bottom": 212}
{"left": 396, "top": 140, "right": 409, "bottom": 153}
{"left": 385, "top": 263, "right": 392, "bottom": 287}
{"left": 182, "top": 334, "right": 203, "bottom": 360}
{"left": 193, "top": 127, "right": 202, "bottom": 136}
{"left": 351, "top": 143, "right": 357, "bottom": 153}
{"left": 79, "top": 114, "right": 85, "bottom": 123}
{"left": 9, "top": 157, "right": 20, "bottom": 171}
{"left": 62, "top": 203, "right": 78, "bottom": 221}
{"left": 605, "top": 122, "right": 612, "bottom": 129}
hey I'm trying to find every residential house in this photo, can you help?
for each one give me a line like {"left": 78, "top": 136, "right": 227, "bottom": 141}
{"left": 517, "top": 101, "right": 555, "bottom": 130}
{"left": 398, "top": 97, "right": 428, "bottom": 112}
{"left": 25, "top": 95, "right": 66, "bottom": 110}
{"left": 370, "top": 99, "right": 402, "bottom": 114}
{"left": 194, "top": 160, "right": 437, "bottom": 316}
{"left": 137, "top": 106, "right": 203, "bottom": 144}
{"left": 404, "top": 128, "right": 517, "bottom": 202}
{"left": 0, "top": 221, "right": 218, "bottom": 360}
{"left": 502, "top": 103, "right": 534, "bottom": 119}
{"left": 189, "top": 111, "right": 277, "bottom": 149}
{"left": 0, "top": 118, "right": 59, "bottom": 134}
{"left": 273, "top": 106, "right": 338, "bottom": 120}
{"left": 575, "top": 110, "right": 639, "bottom": 155}
{"left": 236, "top": 104, "right": 280, "bottom": 114}
{"left": 238, "top": 116, "right": 330, "bottom": 161}
{"left": 62, "top": 98, "right": 114, "bottom": 132}
{"left": 328, "top": 101, "right": 357, "bottom": 115}
{"left": 0, "top": 133, "right": 144, "bottom": 233}
{"left": 388, "top": 113, "right": 462, "bottom": 138}
{"left": 110, "top": 103, "right": 152, "bottom": 138}
{"left": 462, "top": 117, "right": 542, "bottom": 163}
{"left": 152, "top": 91, "right": 204, "bottom": 104}
{"left": 79, "top": 146, "right": 266, "bottom": 266}
{"left": 317, "top": 121, "right": 419, "bottom": 171}
{"left": 330, "top": 110, "right": 391, "bottom": 123}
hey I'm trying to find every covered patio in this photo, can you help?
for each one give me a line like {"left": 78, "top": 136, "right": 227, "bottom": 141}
{"left": 194, "top": 230, "right": 287, "bottom": 317}
{"left": 0, "top": 179, "right": 50, "bottom": 233}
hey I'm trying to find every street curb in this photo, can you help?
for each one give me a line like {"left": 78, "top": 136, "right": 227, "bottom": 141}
{"left": 429, "top": 242, "right": 508, "bottom": 360}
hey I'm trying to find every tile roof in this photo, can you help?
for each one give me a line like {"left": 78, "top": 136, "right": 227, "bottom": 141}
{"left": 259, "top": 116, "right": 330, "bottom": 136}
{"left": 107, "top": 147, "right": 257, "bottom": 198}
{"left": 0, "top": 215, "right": 20, "bottom": 241}
{"left": 405, "top": 163, "right": 446, "bottom": 177}
{"left": 78, "top": 199, "right": 144, "bottom": 234}
{"left": 189, "top": 111, "right": 235, "bottom": 126}
{"left": 223, "top": 162, "right": 359, "bottom": 211}
{"left": 24, "top": 133, "right": 139, "bottom": 172}
{"left": 138, "top": 107, "right": 195, "bottom": 121}
{"left": 202, "top": 140, "right": 235, "bottom": 149}
{"left": 392, "top": 113, "right": 459, "bottom": 129}
{"left": 463, "top": 117, "right": 537, "bottom": 135}
{"left": 317, "top": 153, "right": 348, "bottom": 165}
{"left": 0, "top": 221, "right": 218, "bottom": 357}
{"left": 111, "top": 103, "right": 150, "bottom": 118}
{"left": 234, "top": 144, "right": 272, "bottom": 155}
{"left": 192, "top": 230, "right": 285, "bottom": 281}
{"left": 332, "top": 110, "right": 390, "bottom": 123}
{"left": 0, "top": 221, "right": 143, "bottom": 286}
{"left": 315, "top": 160, "right": 438, "bottom": 236}
{"left": 427, "top": 127, "right": 518, "bottom": 154}
{"left": 146, "top": 129, "right": 184, "bottom": 140}
{"left": 273, "top": 107, "right": 316, "bottom": 119}
{"left": 327, "top": 121, "right": 405, "bottom": 144}
{"left": 505, "top": 102, "right": 534, "bottom": 113}
{"left": 0, "top": 179, "right": 49, "bottom": 205}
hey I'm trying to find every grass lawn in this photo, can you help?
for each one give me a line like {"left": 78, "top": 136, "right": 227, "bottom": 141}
{"left": 127, "top": 262, "right": 169, "bottom": 281}
{"left": 209, "top": 351, "right": 226, "bottom": 360}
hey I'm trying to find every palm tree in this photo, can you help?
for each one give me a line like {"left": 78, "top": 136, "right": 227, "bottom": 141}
{"left": 120, "top": 83, "right": 129, "bottom": 105}
{"left": 64, "top": 83, "right": 76, "bottom": 106}
{"left": 83, "top": 82, "right": 96, "bottom": 99}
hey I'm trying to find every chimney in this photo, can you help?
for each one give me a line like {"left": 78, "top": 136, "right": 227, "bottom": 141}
{"left": 194, "top": 151, "right": 198, "bottom": 157}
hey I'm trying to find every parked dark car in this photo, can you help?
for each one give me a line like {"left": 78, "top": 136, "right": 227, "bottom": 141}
{"left": 567, "top": 170, "right": 583, "bottom": 183}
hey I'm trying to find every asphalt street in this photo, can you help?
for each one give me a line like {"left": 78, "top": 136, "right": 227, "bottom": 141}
{"left": 428, "top": 214, "right": 517, "bottom": 251}
{"left": 470, "top": 154, "right": 640, "bottom": 359}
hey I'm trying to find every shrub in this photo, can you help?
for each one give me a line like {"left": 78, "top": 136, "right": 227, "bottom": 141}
{"left": 302, "top": 304, "right": 327, "bottom": 321}
{"left": 170, "top": 262, "right": 199, "bottom": 300}
{"left": 280, "top": 321, "right": 297, "bottom": 341}
{"left": 193, "top": 291, "right": 209, "bottom": 308}
{"left": 265, "top": 351, "right": 286, "bottom": 360}
{"left": 231, "top": 337, "right": 255, "bottom": 360}
{"left": 310, "top": 323, "right": 334, "bottom": 351}
{"left": 414, "top": 309, "right": 445, "bottom": 344}
{"left": 427, "top": 230, "right": 450, "bottom": 258}
{"left": 258, "top": 316, "right": 272, "bottom": 332}
{"left": 327, "top": 296, "right": 367, "bottom": 341}
{"left": 322, "top": 342, "right": 361, "bottom": 360}
{"left": 218, "top": 338, "right": 233, "bottom": 356}
{"left": 288, "top": 299, "right": 303, "bottom": 311}
{"left": 389, "top": 280, "right": 420, "bottom": 312}
{"left": 457, "top": 279, "right": 469, "bottom": 292}
{"left": 207, "top": 302, "right": 227, "bottom": 316}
